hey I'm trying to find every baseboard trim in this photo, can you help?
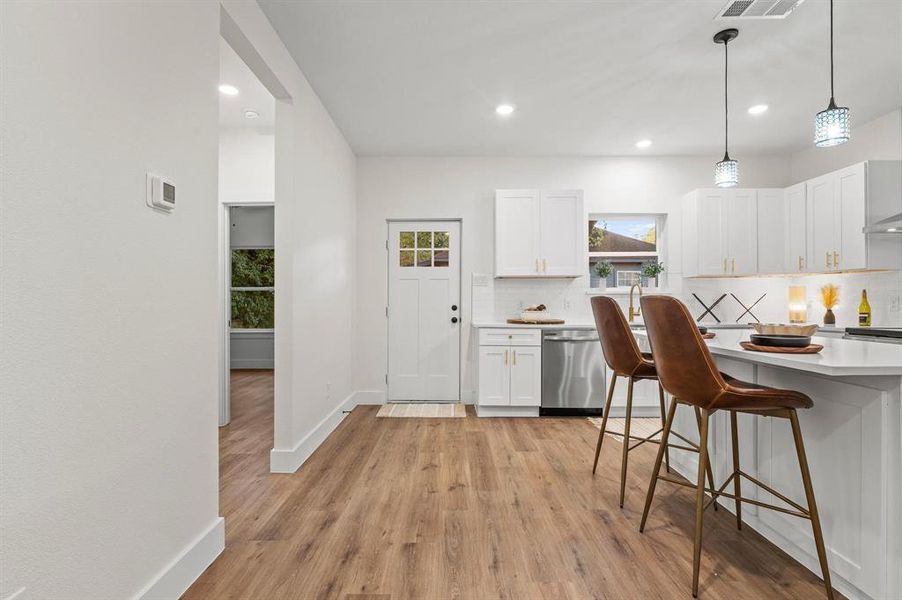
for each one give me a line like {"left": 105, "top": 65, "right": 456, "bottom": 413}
{"left": 270, "top": 393, "right": 355, "bottom": 473}
{"left": 134, "top": 517, "right": 224, "bottom": 600}
{"left": 349, "top": 390, "right": 386, "bottom": 406}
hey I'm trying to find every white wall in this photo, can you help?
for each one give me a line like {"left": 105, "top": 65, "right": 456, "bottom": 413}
{"left": 790, "top": 107, "right": 902, "bottom": 182}
{"left": 355, "top": 155, "right": 791, "bottom": 400}
{"left": 220, "top": 2, "right": 358, "bottom": 470}
{"left": 1, "top": 2, "right": 222, "bottom": 599}
{"left": 219, "top": 128, "right": 275, "bottom": 204}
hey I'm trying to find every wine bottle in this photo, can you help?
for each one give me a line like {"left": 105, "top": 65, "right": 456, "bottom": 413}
{"left": 858, "top": 289, "right": 871, "bottom": 327}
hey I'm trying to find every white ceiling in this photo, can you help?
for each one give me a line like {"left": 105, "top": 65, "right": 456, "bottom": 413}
{"left": 219, "top": 38, "right": 275, "bottom": 130}
{"left": 257, "top": 0, "right": 902, "bottom": 157}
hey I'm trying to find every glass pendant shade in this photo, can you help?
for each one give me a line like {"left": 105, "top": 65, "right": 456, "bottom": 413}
{"left": 814, "top": 99, "right": 850, "bottom": 147}
{"left": 714, "top": 155, "right": 739, "bottom": 188}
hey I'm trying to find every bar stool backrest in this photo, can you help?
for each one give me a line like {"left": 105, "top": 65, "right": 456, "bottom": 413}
{"left": 639, "top": 295, "right": 728, "bottom": 409}
{"left": 590, "top": 295, "right": 646, "bottom": 377}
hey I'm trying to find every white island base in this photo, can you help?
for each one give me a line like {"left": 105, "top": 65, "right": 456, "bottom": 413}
{"left": 631, "top": 329, "right": 902, "bottom": 600}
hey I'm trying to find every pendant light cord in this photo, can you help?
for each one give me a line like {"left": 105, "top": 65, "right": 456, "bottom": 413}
{"left": 829, "top": 0, "right": 835, "bottom": 101}
{"left": 724, "top": 38, "right": 729, "bottom": 159}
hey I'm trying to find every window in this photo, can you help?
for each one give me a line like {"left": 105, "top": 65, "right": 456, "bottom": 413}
{"left": 399, "top": 230, "right": 449, "bottom": 268}
{"left": 588, "top": 215, "right": 663, "bottom": 289}
{"left": 231, "top": 249, "right": 274, "bottom": 329}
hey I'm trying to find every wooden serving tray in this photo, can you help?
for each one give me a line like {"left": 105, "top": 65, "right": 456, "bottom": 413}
{"left": 740, "top": 341, "right": 823, "bottom": 354}
{"left": 507, "top": 318, "right": 566, "bottom": 325}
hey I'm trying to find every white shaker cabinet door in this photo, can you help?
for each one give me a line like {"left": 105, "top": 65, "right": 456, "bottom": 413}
{"left": 697, "top": 189, "right": 728, "bottom": 275}
{"left": 509, "top": 346, "right": 542, "bottom": 406}
{"left": 807, "top": 173, "right": 838, "bottom": 272}
{"left": 539, "top": 190, "right": 584, "bottom": 277}
{"left": 756, "top": 189, "right": 784, "bottom": 274}
{"left": 784, "top": 182, "right": 807, "bottom": 272}
{"left": 478, "top": 346, "right": 510, "bottom": 406}
{"left": 725, "top": 188, "right": 758, "bottom": 275}
{"left": 495, "top": 190, "right": 540, "bottom": 277}
{"left": 836, "top": 162, "right": 867, "bottom": 270}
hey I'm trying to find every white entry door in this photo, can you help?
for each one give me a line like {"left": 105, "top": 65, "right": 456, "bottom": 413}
{"left": 387, "top": 221, "right": 461, "bottom": 401}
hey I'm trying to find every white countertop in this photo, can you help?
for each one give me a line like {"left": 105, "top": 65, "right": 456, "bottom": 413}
{"left": 631, "top": 328, "right": 902, "bottom": 377}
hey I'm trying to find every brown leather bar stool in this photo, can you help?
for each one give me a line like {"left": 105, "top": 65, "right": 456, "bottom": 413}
{"left": 638, "top": 295, "right": 833, "bottom": 599}
{"left": 590, "top": 296, "right": 717, "bottom": 509}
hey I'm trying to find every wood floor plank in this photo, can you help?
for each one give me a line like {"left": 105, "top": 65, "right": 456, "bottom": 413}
{"left": 185, "top": 370, "right": 841, "bottom": 599}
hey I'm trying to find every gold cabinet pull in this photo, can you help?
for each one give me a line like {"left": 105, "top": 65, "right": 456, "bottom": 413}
{"left": 512, "top": 350, "right": 517, "bottom": 366}
{"left": 504, "top": 349, "right": 508, "bottom": 365}
{"left": 826, "top": 252, "right": 831, "bottom": 269}
{"left": 731, "top": 258, "right": 736, "bottom": 274}
{"left": 833, "top": 251, "right": 839, "bottom": 269}
{"left": 542, "top": 258, "right": 547, "bottom": 273}
{"left": 723, "top": 258, "right": 728, "bottom": 273}
{"left": 798, "top": 255, "right": 804, "bottom": 271}
{"left": 535, "top": 258, "right": 540, "bottom": 273}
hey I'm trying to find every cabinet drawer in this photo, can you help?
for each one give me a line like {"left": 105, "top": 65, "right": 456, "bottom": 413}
{"left": 478, "top": 328, "right": 541, "bottom": 347}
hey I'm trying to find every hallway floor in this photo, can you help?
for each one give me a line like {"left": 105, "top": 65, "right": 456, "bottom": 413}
{"left": 185, "top": 373, "right": 837, "bottom": 599}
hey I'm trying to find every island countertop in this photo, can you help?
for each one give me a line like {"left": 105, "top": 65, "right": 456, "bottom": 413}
{"left": 632, "top": 328, "right": 902, "bottom": 377}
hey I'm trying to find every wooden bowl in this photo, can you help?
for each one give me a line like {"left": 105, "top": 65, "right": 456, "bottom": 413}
{"left": 751, "top": 323, "right": 818, "bottom": 337}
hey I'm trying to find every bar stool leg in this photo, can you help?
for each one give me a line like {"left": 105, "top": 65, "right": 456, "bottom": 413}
{"left": 618, "top": 377, "right": 635, "bottom": 508}
{"left": 592, "top": 374, "right": 617, "bottom": 474}
{"left": 658, "top": 382, "right": 670, "bottom": 474}
{"left": 692, "top": 409, "right": 711, "bottom": 598}
{"left": 639, "top": 397, "right": 677, "bottom": 533}
{"left": 694, "top": 407, "right": 718, "bottom": 511}
{"left": 789, "top": 410, "right": 835, "bottom": 600}
{"left": 730, "top": 411, "right": 742, "bottom": 530}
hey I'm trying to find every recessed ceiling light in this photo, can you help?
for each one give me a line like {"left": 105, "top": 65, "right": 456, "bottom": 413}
{"left": 243, "top": 109, "right": 260, "bottom": 119}
{"left": 635, "top": 139, "right": 652, "bottom": 149}
{"left": 495, "top": 104, "right": 515, "bottom": 116}
{"left": 218, "top": 84, "right": 239, "bottom": 96}
{"left": 748, "top": 104, "right": 769, "bottom": 115}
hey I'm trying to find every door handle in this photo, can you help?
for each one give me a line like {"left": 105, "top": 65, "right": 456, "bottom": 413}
{"left": 512, "top": 350, "right": 517, "bottom": 366}
{"left": 451, "top": 317, "right": 458, "bottom": 324}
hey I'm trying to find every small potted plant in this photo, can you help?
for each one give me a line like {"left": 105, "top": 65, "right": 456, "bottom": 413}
{"left": 593, "top": 261, "right": 613, "bottom": 290}
{"left": 640, "top": 260, "right": 665, "bottom": 289}
{"left": 820, "top": 284, "right": 839, "bottom": 325}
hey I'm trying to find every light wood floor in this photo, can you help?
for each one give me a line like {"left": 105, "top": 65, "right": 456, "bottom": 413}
{"left": 185, "top": 371, "right": 838, "bottom": 599}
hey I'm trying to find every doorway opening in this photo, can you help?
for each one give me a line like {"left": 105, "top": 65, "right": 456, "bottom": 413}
{"left": 386, "top": 219, "right": 462, "bottom": 403}
{"left": 218, "top": 32, "right": 275, "bottom": 471}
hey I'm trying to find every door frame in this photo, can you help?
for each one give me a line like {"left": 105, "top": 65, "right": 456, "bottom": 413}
{"left": 219, "top": 201, "right": 275, "bottom": 426}
{"left": 385, "top": 218, "right": 463, "bottom": 402}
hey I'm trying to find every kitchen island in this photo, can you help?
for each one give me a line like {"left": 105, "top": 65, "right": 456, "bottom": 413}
{"left": 630, "top": 328, "right": 901, "bottom": 600}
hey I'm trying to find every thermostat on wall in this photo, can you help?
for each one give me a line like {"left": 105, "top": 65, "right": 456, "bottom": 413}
{"left": 146, "top": 173, "right": 176, "bottom": 212}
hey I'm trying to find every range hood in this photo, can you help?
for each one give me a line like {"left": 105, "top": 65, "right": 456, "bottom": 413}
{"left": 862, "top": 213, "right": 902, "bottom": 234}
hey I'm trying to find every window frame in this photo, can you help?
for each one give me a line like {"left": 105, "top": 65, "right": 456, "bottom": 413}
{"left": 229, "top": 247, "right": 275, "bottom": 332}
{"left": 588, "top": 213, "right": 665, "bottom": 291}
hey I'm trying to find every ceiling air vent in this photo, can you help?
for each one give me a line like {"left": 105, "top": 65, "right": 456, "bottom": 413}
{"left": 717, "top": 0, "right": 805, "bottom": 19}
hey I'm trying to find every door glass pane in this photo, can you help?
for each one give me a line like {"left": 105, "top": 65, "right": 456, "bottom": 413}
{"left": 400, "top": 231, "right": 415, "bottom": 248}
{"left": 417, "top": 250, "right": 432, "bottom": 266}
{"left": 400, "top": 250, "right": 414, "bottom": 267}
{"left": 231, "top": 249, "right": 274, "bottom": 287}
{"left": 433, "top": 249, "right": 449, "bottom": 267}
{"left": 416, "top": 231, "right": 432, "bottom": 248}
{"left": 433, "top": 231, "right": 449, "bottom": 248}
{"left": 231, "top": 290, "right": 274, "bottom": 329}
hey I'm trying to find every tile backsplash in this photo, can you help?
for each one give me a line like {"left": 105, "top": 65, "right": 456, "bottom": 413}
{"left": 472, "top": 271, "right": 902, "bottom": 328}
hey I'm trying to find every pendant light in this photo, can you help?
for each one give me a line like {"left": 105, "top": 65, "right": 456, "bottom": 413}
{"left": 713, "top": 29, "right": 739, "bottom": 188}
{"left": 814, "top": 0, "right": 850, "bottom": 147}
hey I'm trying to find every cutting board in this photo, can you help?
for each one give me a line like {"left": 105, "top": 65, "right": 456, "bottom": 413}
{"left": 507, "top": 318, "right": 566, "bottom": 325}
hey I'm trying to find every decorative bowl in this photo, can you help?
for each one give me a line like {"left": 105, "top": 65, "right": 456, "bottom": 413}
{"left": 751, "top": 323, "right": 818, "bottom": 337}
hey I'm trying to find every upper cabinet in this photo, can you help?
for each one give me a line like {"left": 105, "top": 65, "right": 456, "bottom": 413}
{"left": 495, "top": 189, "right": 584, "bottom": 277}
{"left": 683, "top": 188, "right": 771, "bottom": 276}
{"left": 805, "top": 161, "right": 902, "bottom": 272}
{"left": 684, "top": 161, "right": 901, "bottom": 278}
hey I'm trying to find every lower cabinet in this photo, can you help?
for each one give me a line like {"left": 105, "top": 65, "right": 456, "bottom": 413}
{"left": 477, "top": 328, "right": 541, "bottom": 416}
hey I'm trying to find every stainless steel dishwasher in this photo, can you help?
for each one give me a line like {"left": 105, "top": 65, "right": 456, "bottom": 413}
{"left": 541, "top": 329, "right": 606, "bottom": 416}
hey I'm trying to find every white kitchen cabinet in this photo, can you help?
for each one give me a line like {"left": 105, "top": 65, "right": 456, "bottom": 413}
{"left": 756, "top": 188, "right": 785, "bottom": 274}
{"left": 783, "top": 182, "right": 807, "bottom": 272}
{"left": 476, "top": 328, "right": 541, "bottom": 415}
{"left": 682, "top": 188, "right": 770, "bottom": 276}
{"left": 495, "top": 189, "right": 584, "bottom": 278}
{"left": 806, "top": 161, "right": 902, "bottom": 272}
